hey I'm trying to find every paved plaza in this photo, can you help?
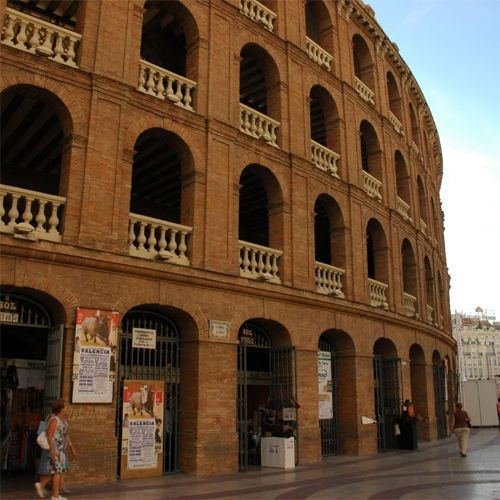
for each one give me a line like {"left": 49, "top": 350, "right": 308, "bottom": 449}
{"left": 3, "top": 429, "right": 499, "bottom": 499}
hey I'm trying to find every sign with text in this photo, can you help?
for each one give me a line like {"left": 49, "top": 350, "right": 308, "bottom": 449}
{"left": 208, "top": 320, "right": 230, "bottom": 339}
{"left": 132, "top": 328, "right": 156, "bottom": 349}
{"left": 0, "top": 300, "right": 19, "bottom": 323}
{"left": 318, "top": 351, "right": 333, "bottom": 420}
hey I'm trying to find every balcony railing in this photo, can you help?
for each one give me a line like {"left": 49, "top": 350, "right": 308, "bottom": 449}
{"left": 362, "top": 170, "right": 382, "bottom": 201}
{"left": 1, "top": 7, "right": 81, "bottom": 67}
{"left": 388, "top": 111, "right": 404, "bottom": 135}
{"left": 368, "top": 278, "right": 388, "bottom": 309}
{"left": 306, "top": 37, "right": 332, "bottom": 71}
{"left": 426, "top": 304, "right": 434, "bottom": 324}
{"left": 0, "top": 184, "right": 65, "bottom": 242}
{"left": 239, "top": 240, "right": 282, "bottom": 284}
{"left": 354, "top": 76, "right": 374, "bottom": 104}
{"left": 128, "top": 213, "right": 191, "bottom": 266}
{"left": 419, "top": 218, "right": 427, "bottom": 236}
{"left": 138, "top": 60, "right": 196, "bottom": 111}
{"left": 397, "top": 196, "right": 411, "bottom": 221}
{"left": 239, "top": 103, "right": 279, "bottom": 147}
{"left": 311, "top": 140, "right": 340, "bottom": 178}
{"left": 239, "top": 0, "right": 276, "bottom": 32}
{"left": 403, "top": 292, "right": 417, "bottom": 317}
{"left": 315, "top": 262, "right": 345, "bottom": 298}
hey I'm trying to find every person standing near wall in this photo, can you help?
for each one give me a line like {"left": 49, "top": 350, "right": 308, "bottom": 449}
{"left": 451, "top": 402, "right": 471, "bottom": 457}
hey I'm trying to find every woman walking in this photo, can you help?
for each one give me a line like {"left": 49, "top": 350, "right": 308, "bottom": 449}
{"left": 452, "top": 402, "right": 471, "bottom": 457}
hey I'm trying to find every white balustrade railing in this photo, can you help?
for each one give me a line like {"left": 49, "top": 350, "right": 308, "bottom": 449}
{"left": 354, "top": 76, "right": 374, "bottom": 104}
{"left": 388, "top": 111, "right": 404, "bottom": 135}
{"left": 403, "top": 292, "right": 417, "bottom": 317}
{"left": 306, "top": 37, "right": 333, "bottom": 71}
{"left": 129, "top": 213, "right": 191, "bottom": 266}
{"left": 311, "top": 140, "right": 340, "bottom": 178}
{"left": 426, "top": 304, "right": 434, "bottom": 324}
{"left": 239, "top": 103, "right": 280, "bottom": 147}
{"left": 239, "top": 240, "right": 282, "bottom": 284}
{"left": 239, "top": 0, "right": 276, "bottom": 32}
{"left": 138, "top": 59, "right": 196, "bottom": 111}
{"left": 1, "top": 7, "right": 81, "bottom": 67}
{"left": 0, "top": 184, "right": 65, "bottom": 242}
{"left": 397, "top": 196, "right": 411, "bottom": 221}
{"left": 362, "top": 170, "right": 382, "bottom": 201}
{"left": 368, "top": 278, "right": 389, "bottom": 308}
{"left": 315, "top": 262, "right": 345, "bottom": 298}
{"left": 419, "top": 218, "right": 427, "bottom": 236}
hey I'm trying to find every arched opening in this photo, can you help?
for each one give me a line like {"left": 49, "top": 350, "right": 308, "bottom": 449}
{"left": 424, "top": 256, "right": 435, "bottom": 323}
{"left": 409, "top": 103, "right": 420, "bottom": 148}
{"left": 352, "top": 34, "right": 375, "bottom": 93}
{"left": 305, "top": 0, "right": 333, "bottom": 54}
{"left": 237, "top": 320, "right": 295, "bottom": 471}
{"left": 314, "top": 195, "right": 346, "bottom": 296}
{"left": 409, "top": 344, "right": 429, "bottom": 441}
{"left": 128, "top": 129, "right": 194, "bottom": 265}
{"left": 360, "top": 121, "right": 381, "bottom": 179}
{"left": 0, "top": 85, "right": 72, "bottom": 240}
{"left": 239, "top": 44, "right": 281, "bottom": 146}
{"left": 238, "top": 164, "right": 283, "bottom": 282}
{"left": 118, "top": 305, "right": 185, "bottom": 475}
{"left": 437, "top": 270, "right": 446, "bottom": 329}
{"left": 0, "top": 287, "right": 65, "bottom": 485}
{"left": 373, "top": 338, "right": 401, "bottom": 451}
{"left": 366, "top": 219, "right": 389, "bottom": 307}
{"left": 386, "top": 71, "right": 402, "bottom": 121}
{"left": 395, "top": 151, "right": 411, "bottom": 218}
{"left": 432, "top": 350, "right": 447, "bottom": 438}
{"left": 417, "top": 176, "right": 428, "bottom": 227}
{"left": 309, "top": 85, "right": 340, "bottom": 151}
{"left": 318, "top": 330, "right": 355, "bottom": 456}
{"left": 431, "top": 198, "right": 439, "bottom": 241}
{"left": 401, "top": 239, "right": 417, "bottom": 316}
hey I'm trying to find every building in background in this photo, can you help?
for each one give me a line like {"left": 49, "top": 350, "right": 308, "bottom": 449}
{"left": 1, "top": 0, "right": 455, "bottom": 487}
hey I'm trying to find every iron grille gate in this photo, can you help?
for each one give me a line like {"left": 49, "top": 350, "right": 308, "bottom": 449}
{"left": 318, "top": 337, "right": 338, "bottom": 456}
{"left": 237, "top": 337, "right": 297, "bottom": 472}
{"left": 373, "top": 356, "right": 402, "bottom": 452}
{"left": 433, "top": 365, "right": 447, "bottom": 439}
{"left": 117, "top": 309, "right": 180, "bottom": 475}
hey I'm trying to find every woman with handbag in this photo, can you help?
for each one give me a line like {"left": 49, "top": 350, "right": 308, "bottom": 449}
{"left": 451, "top": 402, "right": 471, "bottom": 457}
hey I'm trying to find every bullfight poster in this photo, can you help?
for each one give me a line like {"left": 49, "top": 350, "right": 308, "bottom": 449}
{"left": 120, "top": 380, "right": 164, "bottom": 479}
{"left": 318, "top": 351, "right": 334, "bottom": 419}
{"left": 71, "top": 308, "right": 120, "bottom": 403}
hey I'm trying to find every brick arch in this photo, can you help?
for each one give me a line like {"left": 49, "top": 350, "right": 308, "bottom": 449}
{"left": 0, "top": 74, "right": 86, "bottom": 136}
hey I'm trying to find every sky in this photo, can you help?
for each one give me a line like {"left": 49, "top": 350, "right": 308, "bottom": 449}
{"left": 370, "top": 0, "right": 500, "bottom": 317}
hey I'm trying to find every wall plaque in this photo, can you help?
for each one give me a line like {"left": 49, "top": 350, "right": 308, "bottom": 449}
{"left": 208, "top": 320, "right": 230, "bottom": 339}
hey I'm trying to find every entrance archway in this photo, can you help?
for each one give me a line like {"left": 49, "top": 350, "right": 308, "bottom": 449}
{"left": 237, "top": 320, "right": 295, "bottom": 471}
{"left": 409, "top": 344, "right": 429, "bottom": 440}
{"left": 373, "top": 338, "right": 401, "bottom": 451}
{"left": 0, "top": 289, "right": 65, "bottom": 482}
{"left": 118, "top": 306, "right": 180, "bottom": 475}
{"left": 432, "top": 350, "right": 447, "bottom": 439}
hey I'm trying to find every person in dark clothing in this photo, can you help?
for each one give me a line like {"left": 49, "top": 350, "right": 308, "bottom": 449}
{"left": 398, "top": 399, "right": 417, "bottom": 450}
{"left": 452, "top": 402, "right": 471, "bottom": 457}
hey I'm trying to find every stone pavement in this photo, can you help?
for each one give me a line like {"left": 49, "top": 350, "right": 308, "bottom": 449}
{"left": 3, "top": 429, "right": 499, "bottom": 499}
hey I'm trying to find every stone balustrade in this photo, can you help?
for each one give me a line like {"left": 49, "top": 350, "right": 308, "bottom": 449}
{"left": 239, "top": 240, "right": 282, "bottom": 284}
{"left": 239, "top": 103, "right": 280, "bottom": 147}
{"left": 426, "top": 304, "right": 434, "bottom": 323}
{"left": 397, "top": 196, "right": 411, "bottom": 221}
{"left": 311, "top": 140, "right": 340, "bottom": 177}
{"left": 362, "top": 170, "right": 383, "bottom": 201}
{"left": 0, "top": 184, "right": 65, "bottom": 242}
{"left": 129, "top": 213, "right": 191, "bottom": 266}
{"left": 138, "top": 60, "right": 196, "bottom": 111}
{"left": 1, "top": 7, "right": 81, "bottom": 67}
{"left": 315, "top": 262, "right": 345, "bottom": 298}
{"left": 403, "top": 292, "right": 417, "bottom": 317}
{"left": 306, "top": 37, "right": 333, "bottom": 71}
{"left": 419, "top": 218, "right": 427, "bottom": 236}
{"left": 368, "top": 278, "right": 389, "bottom": 309}
{"left": 239, "top": 0, "right": 276, "bottom": 32}
{"left": 388, "top": 111, "right": 404, "bottom": 135}
{"left": 354, "top": 76, "right": 374, "bottom": 104}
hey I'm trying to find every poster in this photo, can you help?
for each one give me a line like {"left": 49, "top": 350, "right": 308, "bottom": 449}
{"left": 318, "top": 351, "right": 334, "bottom": 420}
{"left": 72, "top": 308, "right": 120, "bottom": 403}
{"left": 121, "top": 380, "right": 164, "bottom": 478}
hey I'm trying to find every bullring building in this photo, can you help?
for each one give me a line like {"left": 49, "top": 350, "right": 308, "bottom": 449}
{"left": 0, "top": 0, "right": 456, "bottom": 485}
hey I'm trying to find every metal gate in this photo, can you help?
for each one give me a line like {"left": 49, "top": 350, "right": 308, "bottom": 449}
{"left": 318, "top": 336, "right": 337, "bottom": 456}
{"left": 433, "top": 365, "right": 447, "bottom": 439}
{"left": 374, "top": 356, "right": 402, "bottom": 452}
{"left": 237, "top": 323, "right": 296, "bottom": 471}
{"left": 117, "top": 308, "right": 180, "bottom": 475}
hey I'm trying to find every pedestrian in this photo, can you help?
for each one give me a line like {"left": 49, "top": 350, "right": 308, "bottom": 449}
{"left": 34, "top": 400, "right": 76, "bottom": 500}
{"left": 398, "top": 399, "right": 417, "bottom": 450}
{"left": 497, "top": 396, "right": 500, "bottom": 432}
{"left": 451, "top": 402, "right": 471, "bottom": 457}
